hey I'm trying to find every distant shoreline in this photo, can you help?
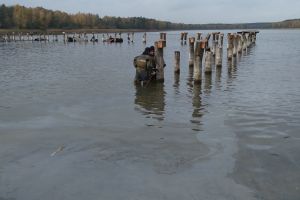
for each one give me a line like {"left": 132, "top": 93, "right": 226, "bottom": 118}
{"left": 0, "top": 29, "right": 161, "bottom": 34}
{"left": 1, "top": 28, "right": 300, "bottom": 34}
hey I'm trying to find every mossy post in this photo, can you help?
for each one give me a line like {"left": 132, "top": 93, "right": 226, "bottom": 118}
{"left": 155, "top": 40, "right": 166, "bottom": 82}
{"left": 189, "top": 37, "right": 195, "bottom": 67}
{"left": 174, "top": 51, "right": 180, "bottom": 74}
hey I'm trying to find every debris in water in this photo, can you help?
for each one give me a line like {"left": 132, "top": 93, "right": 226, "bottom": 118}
{"left": 51, "top": 146, "right": 65, "bottom": 157}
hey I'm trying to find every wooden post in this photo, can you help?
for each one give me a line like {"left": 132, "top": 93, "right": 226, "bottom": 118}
{"left": 204, "top": 49, "right": 212, "bottom": 73}
{"left": 155, "top": 40, "right": 166, "bottom": 82}
{"left": 160, "top": 33, "right": 166, "bottom": 40}
{"left": 189, "top": 37, "right": 195, "bottom": 67}
{"left": 211, "top": 33, "right": 217, "bottom": 56}
{"left": 215, "top": 45, "right": 223, "bottom": 67}
{"left": 143, "top": 32, "right": 146, "bottom": 43}
{"left": 184, "top": 32, "right": 188, "bottom": 41}
{"left": 180, "top": 32, "right": 184, "bottom": 41}
{"left": 242, "top": 33, "right": 247, "bottom": 51}
{"left": 193, "top": 41, "right": 205, "bottom": 83}
{"left": 196, "top": 33, "right": 202, "bottom": 41}
{"left": 227, "top": 33, "right": 234, "bottom": 60}
{"left": 131, "top": 32, "right": 134, "bottom": 43}
{"left": 220, "top": 33, "right": 224, "bottom": 47}
{"left": 174, "top": 51, "right": 180, "bottom": 74}
{"left": 233, "top": 34, "right": 238, "bottom": 57}
{"left": 237, "top": 34, "right": 243, "bottom": 54}
{"left": 246, "top": 33, "right": 250, "bottom": 47}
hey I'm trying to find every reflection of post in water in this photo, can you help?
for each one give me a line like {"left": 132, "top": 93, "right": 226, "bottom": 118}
{"left": 191, "top": 83, "right": 203, "bottom": 131}
{"left": 227, "top": 56, "right": 237, "bottom": 84}
{"left": 204, "top": 73, "right": 212, "bottom": 94}
{"left": 134, "top": 83, "right": 165, "bottom": 121}
{"left": 215, "top": 66, "right": 222, "bottom": 89}
{"left": 173, "top": 73, "right": 180, "bottom": 94}
{"left": 186, "top": 65, "right": 194, "bottom": 93}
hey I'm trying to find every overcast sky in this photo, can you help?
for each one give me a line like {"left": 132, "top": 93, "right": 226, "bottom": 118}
{"left": 1, "top": 0, "right": 300, "bottom": 24}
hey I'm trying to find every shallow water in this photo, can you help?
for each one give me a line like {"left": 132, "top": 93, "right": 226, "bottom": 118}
{"left": 0, "top": 29, "right": 300, "bottom": 199}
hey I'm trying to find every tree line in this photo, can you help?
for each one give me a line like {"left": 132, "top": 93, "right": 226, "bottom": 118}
{"left": 0, "top": 4, "right": 299, "bottom": 30}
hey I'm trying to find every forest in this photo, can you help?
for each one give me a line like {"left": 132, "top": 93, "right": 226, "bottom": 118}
{"left": 1, "top": 4, "right": 300, "bottom": 30}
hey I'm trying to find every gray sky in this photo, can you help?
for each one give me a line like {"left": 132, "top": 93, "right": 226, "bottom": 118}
{"left": 1, "top": 0, "right": 299, "bottom": 24}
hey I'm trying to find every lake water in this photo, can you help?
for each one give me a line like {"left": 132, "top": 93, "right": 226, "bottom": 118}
{"left": 0, "top": 29, "right": 300, "bottom": 200}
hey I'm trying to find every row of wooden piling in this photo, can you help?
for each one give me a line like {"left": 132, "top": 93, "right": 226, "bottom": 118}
{"left": 153, "top": 31, "right": 258, "bottom": 83}
{"left": 0, "top": 32, "right": 143, "bottom": 43}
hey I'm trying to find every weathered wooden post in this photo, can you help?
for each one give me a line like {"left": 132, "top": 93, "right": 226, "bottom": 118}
{"left": 215, "top": 43, "right": 223, "bottom": 67}
{"left": 131, "top": 32, "right": 134, "bottom": 43}
{"left": 142, "top": 32, "right": 146, "bottom": 43}
{"left": 160, "top": 33, "right": 166, "bottom": 40}
{"left": 204, "top": 48, "right": 213, "bottom": 73}
{"left": 237, "top": 34, "right": 243, "bottom": 54}
{"left": 155, "top": 40, "right": 166, "bottom": 82}
{"left": 242, "top": 33, "right": 247, "bottom": 51}
{"left": 246, "top": 32, "right": 251, "bottom": 48}
{"left": 189, "top": 37, "right": 195, "bottom": 67}
{"left": 233, "top": 34, "right": 238, "bottom": 57}
{"left": 180, "top": 32, "right": 184, "bottom": 44}
{"left": 174, "top": 51, "right": 180, "bottom": 74}
{"left": 212, "top": 32, "right": 220, "bottom": 56}
{"left": 63, "top": 32, "right": 66, "bottom": 42}
{"left": 205, "top": 33, "right": 211, "bottom": 49}
{"left": 193, "top": 40, "right": 205, "bottom": 83}
{"left": 220, "top": 33, "right": 224, "bottom": 47}
{"left": 196, "top": 33, "right": 202, "bottom": 41}
{"left": 227, "top": 33, "right": 234, "bottom": 60}
{"left": 12, "top": 32, "right": 15, "bottom": 42}
{"left": 184, "top": 32, "right": 188, "bottom": 41}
